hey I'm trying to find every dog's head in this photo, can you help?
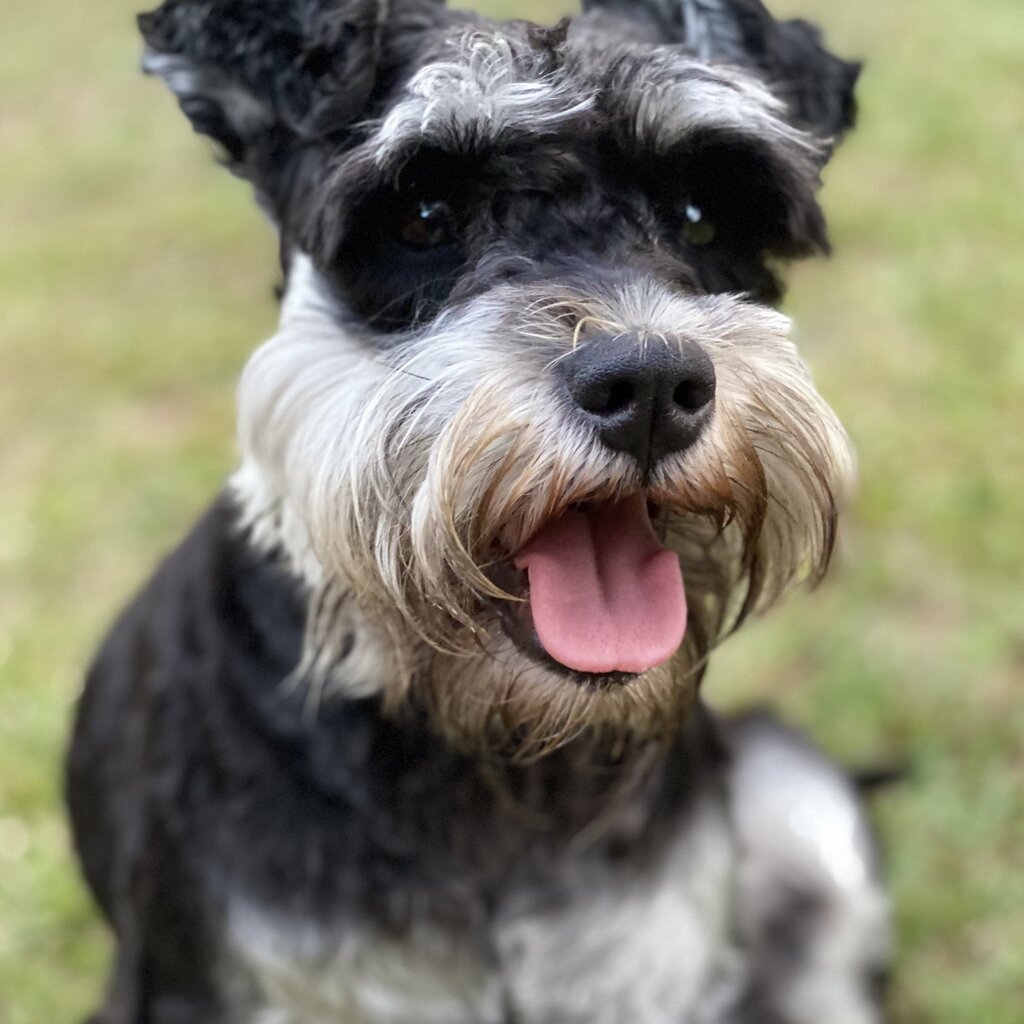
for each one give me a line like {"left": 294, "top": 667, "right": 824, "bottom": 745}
{"left": 140, "top": 0, "right": 859, "bottom": 756}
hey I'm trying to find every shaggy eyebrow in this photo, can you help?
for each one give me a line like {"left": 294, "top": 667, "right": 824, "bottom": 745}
{"left": 602, "top": 55, "right": 822, "bottom": 166}
{"left": 365, "top": 35, "right": 596, "bottom": 171}
{"left": 315, "top": 137, "right": 594, "bottom": 261}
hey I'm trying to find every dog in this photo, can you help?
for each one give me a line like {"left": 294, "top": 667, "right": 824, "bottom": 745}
{"left": 66, "top": 0, "right": 891, "bottom": 1021}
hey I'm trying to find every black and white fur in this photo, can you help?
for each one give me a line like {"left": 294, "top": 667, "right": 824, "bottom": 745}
{"left": 67, "top": 1, "right": 888, "bottom": 1021}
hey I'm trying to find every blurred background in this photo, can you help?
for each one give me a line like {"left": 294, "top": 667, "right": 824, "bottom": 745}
{"left": 1, "top": 0, "right": 1022, "bottom": 1020}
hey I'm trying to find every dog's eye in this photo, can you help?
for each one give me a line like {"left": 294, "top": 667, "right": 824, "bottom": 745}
{"left": 399, "top": 199, "right": 458, "bottom": 250}
{"left": 681, "top": 200, "right": 717, "bottom": 246}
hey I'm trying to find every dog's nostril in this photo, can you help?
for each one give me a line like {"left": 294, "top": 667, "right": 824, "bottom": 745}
{"left": 672, "top": 378, "right": 713, "bottom": 414}
{"left": 582, "top": 378, "right": 634, "bottom": 416}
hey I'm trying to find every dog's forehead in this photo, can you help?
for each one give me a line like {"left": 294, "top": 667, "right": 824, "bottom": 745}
{"left": 369, "top": 25, "right": 809, "bottom": 166}
{"left": 369, "top": 28, "right": 591, "bottom": 166}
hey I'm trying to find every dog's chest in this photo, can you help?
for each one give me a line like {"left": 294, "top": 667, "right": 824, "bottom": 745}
{"left": 223, "top": 800, "right": 738, "bottom": 1024}
{"left": 222, "top": 904, "right": 503, "bottom": 1024}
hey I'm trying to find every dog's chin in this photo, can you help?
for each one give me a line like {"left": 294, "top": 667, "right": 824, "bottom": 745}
{"left": 423, "top": 627, "right": 694, "bottom": 761}
{"left": 417, "top": 588, "right": 696, "bottom": 760}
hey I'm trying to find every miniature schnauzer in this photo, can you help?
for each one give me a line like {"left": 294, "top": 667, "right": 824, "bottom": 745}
{"left": 67, "top": 0, "right": 890, "bottom": 1021}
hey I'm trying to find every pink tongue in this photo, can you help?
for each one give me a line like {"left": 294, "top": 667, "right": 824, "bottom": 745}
{"left": 513, "top": 495, "right": 687, "bottom": 674}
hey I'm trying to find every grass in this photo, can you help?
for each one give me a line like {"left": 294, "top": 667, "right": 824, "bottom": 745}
{"left": 1, "top": 0, "right": 1022, "bottom": 1020}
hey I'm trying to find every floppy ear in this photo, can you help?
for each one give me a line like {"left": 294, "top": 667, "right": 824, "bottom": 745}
{"left": 137, "top": 0, "right": 387, "bottom": 176}
{"left": 581, "top": 0, "right": 860, "bottom": 143}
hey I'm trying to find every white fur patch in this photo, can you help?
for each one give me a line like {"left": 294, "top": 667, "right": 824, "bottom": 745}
{"left": 223, "top": 902, "right": 504, "bottom": 1024}
{"left": 614, "top": 55, "right": 823, "bottom": 160}
{"left": 369, "top": 32, "right": 594, "bottom": 165}
{"left": 232, "top": 255, "right": 388, "bottom": 589}
{"left": 495, "top": 796, "right": 742, "bottom": 1024}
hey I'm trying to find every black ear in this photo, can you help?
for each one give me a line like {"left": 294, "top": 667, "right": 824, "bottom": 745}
{"left": 581, "top": 0, "right": 860, "bottom": 143}
{"left": 138, "top": 0, "right": 386, "bottom": 170}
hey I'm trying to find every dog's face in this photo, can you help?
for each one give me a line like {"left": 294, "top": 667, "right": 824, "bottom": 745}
{"left": 141, "top": 0, "right": 859, "bottom": 756}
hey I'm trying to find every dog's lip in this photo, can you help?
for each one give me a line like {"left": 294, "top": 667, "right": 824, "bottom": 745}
{"left": 487, "top": 500, "right": 669, "bottom": 688}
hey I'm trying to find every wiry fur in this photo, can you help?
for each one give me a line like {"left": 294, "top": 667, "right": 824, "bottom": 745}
{"left": 67, "top": 1, "right": 888, "bottom": 1022}
{"left": 236, "top": 257, "right": 851, "bottom": 755}
{"left": 370, "top": 30, "right": 597, "bottom": 162}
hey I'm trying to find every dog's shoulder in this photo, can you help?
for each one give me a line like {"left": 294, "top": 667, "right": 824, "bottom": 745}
{"left": 721, "top": 709, "right": 892, "bottom": 1021}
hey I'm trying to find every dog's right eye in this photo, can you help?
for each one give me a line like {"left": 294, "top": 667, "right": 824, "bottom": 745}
{"left": 398, "top": 199, "right": 458, "bottom": 250}
{"left": 680, "top": 200, "right": 717, "bottom": 247}
{"left": 326, "top": 149, "right": 475, "bottom": 329}
{"left": 328, "top": 173, "right": 469, "bottom": 329}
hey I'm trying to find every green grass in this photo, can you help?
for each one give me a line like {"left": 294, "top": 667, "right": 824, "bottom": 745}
{"left": 1, "top": 0, "right": 1022, "bottom": 1020}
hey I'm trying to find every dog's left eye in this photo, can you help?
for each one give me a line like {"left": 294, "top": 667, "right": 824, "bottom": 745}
{"left": 399, "top": 199, "right": 458, "bottom": 250}
{"left": 681, "top": 200, "right": 717, "bottom": 246}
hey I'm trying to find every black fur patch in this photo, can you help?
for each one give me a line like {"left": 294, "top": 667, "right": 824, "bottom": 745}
{"left": 138, "top": 0, "right": 384, "bottom": 141}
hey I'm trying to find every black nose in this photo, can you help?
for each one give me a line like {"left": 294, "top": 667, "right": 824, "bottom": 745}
{"left": 562, "top": 335, "right": 716, "bottom": 469}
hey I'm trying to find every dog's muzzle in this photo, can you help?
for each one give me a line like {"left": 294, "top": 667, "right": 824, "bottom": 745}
{"left": 492, "top": 333, "right": 712, "bottom": 678}
{"left": 560, "top": 331, "right": 716, "bottom": 473}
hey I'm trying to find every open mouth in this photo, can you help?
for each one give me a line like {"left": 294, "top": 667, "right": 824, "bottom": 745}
{"left": 493, "top": 494, "right": 687, "bottom": 684}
